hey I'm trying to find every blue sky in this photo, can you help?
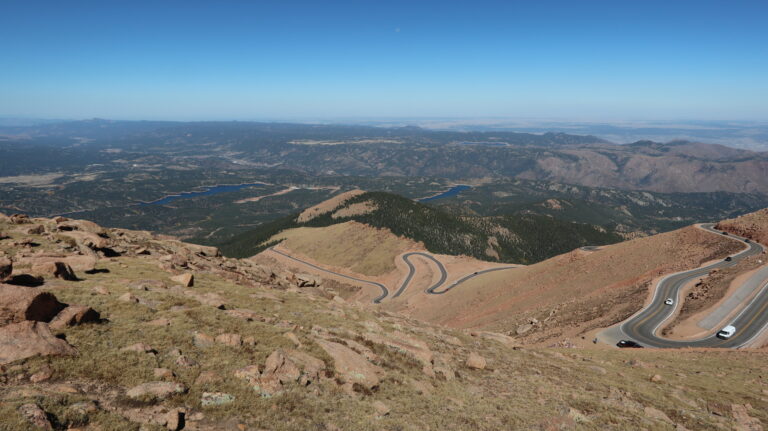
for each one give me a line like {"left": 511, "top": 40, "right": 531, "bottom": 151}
{"left": 1, "top": 0, "right": 767, "bottom": 121}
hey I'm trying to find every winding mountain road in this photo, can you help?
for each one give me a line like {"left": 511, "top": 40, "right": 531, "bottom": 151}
{"left": 619, "top": 224, "right": 768, "bottom": 348}
{"left": 268, "top": 247, "right": 516, "bottom": 303}
{"left": 268, "top": 247, "right": 389, "bottom": 303}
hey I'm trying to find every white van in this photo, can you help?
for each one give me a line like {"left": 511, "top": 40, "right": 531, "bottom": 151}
{"left": 717, "top": 325, "right": 736, "bottom": 339}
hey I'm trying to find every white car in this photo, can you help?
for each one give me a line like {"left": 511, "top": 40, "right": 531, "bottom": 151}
{"left": 664, "top": 298, "right": 674, "bottom": 306}
{"left": 717, "top": 325, "right": 736, "bottom": 339}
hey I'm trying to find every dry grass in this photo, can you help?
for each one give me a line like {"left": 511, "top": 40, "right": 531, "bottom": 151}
{"left": 269, "top": 221, "right": 417, "bottom": 276}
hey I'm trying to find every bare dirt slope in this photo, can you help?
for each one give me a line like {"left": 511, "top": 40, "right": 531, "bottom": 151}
{"left": 393, "top": 225, "right": 742, "bottom": 345}
{"left": 717, "top": 208, "right": 768, "bottom": 244}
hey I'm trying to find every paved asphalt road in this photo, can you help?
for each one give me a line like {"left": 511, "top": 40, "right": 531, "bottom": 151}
{"left": 268, "top": 247, "right": 389, "bottom": 303}
{"left": 620, "top": 224, "right": 768, "bottom": 348}
{"left": 394, "top": 252, "right": 447, "bottom": 297}
{"left": 270, "top": 247, "right": 516, "bottom": 302}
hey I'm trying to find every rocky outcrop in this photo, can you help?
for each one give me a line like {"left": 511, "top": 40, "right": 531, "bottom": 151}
{"left": 0, "top": 321, "right": 76, "bottom": 364}
{"left": 0, "top": 284, "right": 66, "bottom": 325}
{"left": 31, "top": 261, "right": 78, "bottom": 281}
{"left": 235, "top": 348, "right": 326, "bottom": 396}
{"left": 49, "top": 305, "right": 100, "bottom": 329}
{"left": 316, "top": 339, "right": 382, "bottom": 390}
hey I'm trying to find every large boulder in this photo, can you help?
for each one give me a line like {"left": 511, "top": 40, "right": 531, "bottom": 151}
{"left": 0, "top": 257, "right": 11, "bottom": 282}
{"left": 56, "top": 219, "right": 106, "bottom": 235}
{"left": 0, "top": 321, "right": 76, "bottom": 364}
{"left": 316, "top": 339, "right": 382, "bottom": 390}
{"left": 30, "top": 261, "right": 78, "bottom": 281}
{"left": 19, "top": 254, "right": 97, "bottom": 273}
{"left": 170, "top": 273, "right": 194, "bottom": 287}
{"left": 9, "top": 214, "right": 30, "bottom": 224}
{"left": 49, "top": 305, "right": 100, "bottom": 330}
{"left": 59, "top": 230, "right": 108, "bottom": 250}
{"left": 0, "top": 284, "right": 66, "bottom": 325}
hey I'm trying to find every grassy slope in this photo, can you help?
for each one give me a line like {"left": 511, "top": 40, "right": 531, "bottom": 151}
{"left": 219, "top": 191, "right": 623, "bottom": 264}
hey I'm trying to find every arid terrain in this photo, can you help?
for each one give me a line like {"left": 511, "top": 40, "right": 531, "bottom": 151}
{"left": 2, "top": 210, "right": 768, "bottom": 430}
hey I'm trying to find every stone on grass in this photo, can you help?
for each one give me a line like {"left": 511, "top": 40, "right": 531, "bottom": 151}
{"left": 373, "top": 401, "right": 391, "bottom": 417}
{"left": 0, "top": 321, "right": 76, "bottom": 364}
{"left": 466, "top": 352, "right": 487, "bottom": 370}
{"left": 18, "top": 403, "right": 52, "bottom": 430}
{"left": 126, "top": 382, "right": 187, "bottom": 401}
{"left": 316, "top": 339, "right": 381, "bottom": 390}
{"left": 49, "top": 305, "right": 100, "bottom": 330}
{"left": 171, "top": 273, "right": 194, "bottom": 287}
{"left": 29, "top": 365, "right": 53, "bottom": 383}
{"left": 193, "top": 332, "right": 215, "bottom": 348}
{"left": 215, "top": 333, "right": 242, "bottom": 347}
{"left": 201, "top": 392, "right": 235, "bottom": 407}
{"left": 31, "top": 261, "right": 78, "bottom": 281}
{"left": 0, "top": 284, "right": 66, "bottom": 325}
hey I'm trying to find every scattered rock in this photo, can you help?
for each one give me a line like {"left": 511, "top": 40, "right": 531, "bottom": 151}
{"left": 118, "top": 292, "right": 139, "bottom": 303}
{"left": 29, "top": 365, "right": 53, "bottom": 383}
{"left": 49, "top": 305, "right": 100, "bottom": 330}
{"left": 18, "top": 403, "right": 52, "bottom": 429}
{"left": 372, "top": 400, "right": 390, "bottom": 417}
{"left": 316, "top": 339, "right": 381, "bottom": 390}
{"left": 126, "top": 381, "right": 187, "bottom": 401}
{"left": 644, "top": 406, "right": 673, "bottom": 424}
{"left": 195, "top": 371, "right": 223, "bottom": 385}
{"left": 284, "top": 331, "right": 302, "bottom": 347}
{"left": 215, "top": 333, "right": 242, "bottom": 347}
{"left": 92, "top": 285, "right": 109, "bottom": 295}
{"left": 171, "top": 273, "right": 194, "bottom": 287}
{"left": 154, "top": 368, "right": 175, "bottom": 380}
{"left": 10, "top": 214, "right": 31, "bottom": 224}
{"left": 122, "top": 343, "right": 156, "bottom": 354}
{"left": 0, "top": 321, "right": 76, "bottom": 364}
{"left": 731, "top": 403, "right": 762, "bottom": 431}
{"left": 194, "top": 332, "right": 215, "bottom": 348}
{"left": 0, "top": 284, "right": 66, "bottom": 325}
{"left": 650, "top": 374, "right": 663, "bottom": 383}
{"left": 201, "top": 392, "right": 235, "bottom": 407}
{"left": 516, "top": 323, "right": 534, "bottom": 336}
{"left": 31, "top": 261, "right": 78, "bottom": 281}
{"left": 466, "top": 352, "right": 487, "bottom": 370}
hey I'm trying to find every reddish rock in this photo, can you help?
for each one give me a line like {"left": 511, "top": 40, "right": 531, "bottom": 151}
{"left": 31, "top": 261, "right": 78, "bottom": 281}
{"left": 0, "top": 284, "right": 66, "bottom": 325}
{"left": 0, "top": 321, "right": 76, "bottom": 364}
{"left": 29, "top": 365, "right": 54, "bottom": 383}
{"left": 0, "top": 257, "right": 11, "bottom": 281}
{"left": 316, "top": 339, "right": 381, "bottom": 390}
{"left": 9, "top": 214, "right": 30, "bottom": 224}
{"left": 171, "top": 273, "right": 194, "bottom": 287}
{"left": 18, "top": 403, "right": 52, "bottom": 429}
{"left": 49, "top": 305, "right": 100, "bottom": 330}
{"left": 466, "top": 352, "right": 487, "bottom": 370}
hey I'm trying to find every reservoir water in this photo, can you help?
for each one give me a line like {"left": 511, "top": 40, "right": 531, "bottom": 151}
{"left": 139, "top": 183, "right": 267, "bottom": 206}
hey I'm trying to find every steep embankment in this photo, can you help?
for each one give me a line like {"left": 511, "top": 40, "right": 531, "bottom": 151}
{"left": 220, "top": 191, "right": 623, "bottom": 265}
{"left": 389, "top": 225, "right": 742, "bottom": 345}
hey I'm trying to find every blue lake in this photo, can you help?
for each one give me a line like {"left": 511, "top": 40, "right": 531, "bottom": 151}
{"left": 138, "top": 183, "right": 267, "bottom": 206}
{"left": 418, "top": 184, "right": 471, "bottom": 202}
